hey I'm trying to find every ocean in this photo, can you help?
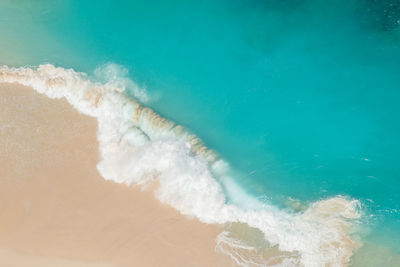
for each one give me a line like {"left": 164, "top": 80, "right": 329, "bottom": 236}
{"left": 0, "top": 0, "right": 399, "bottom": 266}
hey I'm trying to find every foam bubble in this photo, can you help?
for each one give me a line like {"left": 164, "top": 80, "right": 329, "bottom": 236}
{"left": 0, "top": 64, "right": 362, "bottom": 266}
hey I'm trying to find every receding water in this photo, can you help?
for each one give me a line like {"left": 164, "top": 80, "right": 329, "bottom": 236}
{"left": 1, "top": 0, "right": 399, "bottom": 265}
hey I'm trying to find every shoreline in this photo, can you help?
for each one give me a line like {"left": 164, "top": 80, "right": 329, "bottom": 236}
{"left": 0, "top": 64, "right": 363, "bottom": 266}
{"left": 0, "top": 83, "right": 232, "bottom": 266}
{"left": 1, "top": 72, "right": 399, "bottom": 266}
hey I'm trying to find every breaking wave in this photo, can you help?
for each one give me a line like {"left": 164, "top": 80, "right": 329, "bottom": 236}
{"left": 0, "top": 64, "right": 361, "bottom": 266}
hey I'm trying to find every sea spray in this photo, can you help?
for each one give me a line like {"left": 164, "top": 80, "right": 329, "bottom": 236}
{"left": 0, "top": 64, "right": 361, "bottom": 266}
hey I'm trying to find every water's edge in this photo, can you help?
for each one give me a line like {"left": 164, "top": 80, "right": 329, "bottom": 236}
{"left": 0, "top": 64, "right": 361, "bottom": 267}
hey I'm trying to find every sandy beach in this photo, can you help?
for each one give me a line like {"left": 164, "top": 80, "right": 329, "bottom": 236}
{"left": 0, "top": 83, "right": 233, "bottom": 267}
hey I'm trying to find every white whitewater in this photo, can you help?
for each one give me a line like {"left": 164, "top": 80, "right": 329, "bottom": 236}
{"left": 0, "top": 64, "right": 361, "bottom": 266}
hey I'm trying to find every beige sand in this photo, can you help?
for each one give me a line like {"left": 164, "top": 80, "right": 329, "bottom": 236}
{"left": 0, "top": 83, "right": 233, "bottom": 267}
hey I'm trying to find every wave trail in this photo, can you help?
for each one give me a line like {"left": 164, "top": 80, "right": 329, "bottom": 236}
{"left": 0, "top": 64, "right": 361, "bottom": 266}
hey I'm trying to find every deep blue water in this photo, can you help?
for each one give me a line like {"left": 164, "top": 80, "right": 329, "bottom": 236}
{"left": 1, "top": 0, "right": 399, "bottom": 263}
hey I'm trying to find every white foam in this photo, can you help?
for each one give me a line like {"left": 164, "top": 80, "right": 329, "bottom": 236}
{"left": 93, "top": 63, "right": 150, "bottom": 103}
{"left": 0, "top": 64, "right": 362, "bottom": 266}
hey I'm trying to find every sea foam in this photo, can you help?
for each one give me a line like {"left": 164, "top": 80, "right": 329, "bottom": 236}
{"left": 0, "top": 64, "right": 361, "bottom": 266}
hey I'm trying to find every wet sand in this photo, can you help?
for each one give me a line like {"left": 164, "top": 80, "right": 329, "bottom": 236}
{"left": 0, "top": 83, "right": 233, "bottom": 267}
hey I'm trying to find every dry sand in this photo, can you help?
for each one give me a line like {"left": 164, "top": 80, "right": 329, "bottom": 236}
{"left": 0, "top": 83, "right": 233, "bottom": 267}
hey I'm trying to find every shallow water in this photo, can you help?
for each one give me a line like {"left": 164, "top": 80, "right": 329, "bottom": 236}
{"left": 0, "top": 0, "right": 399, "bottom": 265}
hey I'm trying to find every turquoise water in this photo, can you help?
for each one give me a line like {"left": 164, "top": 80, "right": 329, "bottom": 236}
{"left": 1, "top": 0, "right": 399, "bottom": 264}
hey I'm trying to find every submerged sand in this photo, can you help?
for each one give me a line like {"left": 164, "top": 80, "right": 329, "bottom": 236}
{"left": 0, "top": 83, "right": 233, "bottom": 267}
